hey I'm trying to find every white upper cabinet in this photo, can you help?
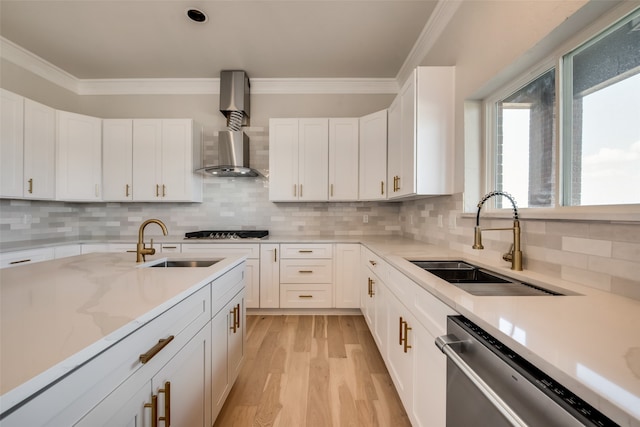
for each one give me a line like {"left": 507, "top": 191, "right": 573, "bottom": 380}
{"left": 103, "top": 119, "right": 133, "bottom": 201}
{"left": 24, "top": 98, "right": 56, "bottom": 199}
{"left": 328, "top": 118, "right": 359, "bottom": 201}
{"left": 0, "top": 90, "right": 55, "bottom": 200}
{"left": 269, "top": 118, "right": 329, "bottom": 201}
{"left": 358, "top": 109, "right": 388, "bottom": 201}
{"left": 387, "top": 66, "right": 455, "bottom": 199}
{"left": 132, "top": 119, "right": 202, "bottom": 202}
{"left": 56, "top": 110, "right": 102, "bottom": 201}
{"left": 1, "top": 89, "right": 25, "bottom": 198}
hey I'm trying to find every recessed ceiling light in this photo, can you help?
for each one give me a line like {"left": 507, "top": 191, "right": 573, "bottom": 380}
{"left": 186, "top": 8, "right": 208, "bottom": 23}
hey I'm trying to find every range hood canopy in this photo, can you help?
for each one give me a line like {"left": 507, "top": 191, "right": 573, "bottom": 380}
{"left": 197, "top": 130, "right": 260, "bottom": 177}
{"left": 198, "top": 70, "right": 262, "bottom": 177}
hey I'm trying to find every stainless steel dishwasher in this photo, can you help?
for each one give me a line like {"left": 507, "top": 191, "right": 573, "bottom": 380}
{"left": 436, "top": 316, "right": 618, "bottom": 427}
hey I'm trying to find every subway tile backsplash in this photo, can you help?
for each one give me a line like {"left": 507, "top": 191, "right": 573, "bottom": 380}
{"left": 1, "top": 191, "right": 638, "bottom": 301}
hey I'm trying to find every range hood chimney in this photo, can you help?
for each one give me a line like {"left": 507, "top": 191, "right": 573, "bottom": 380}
{"left": 197, "top": 70, "right": 260, "bottom": 177}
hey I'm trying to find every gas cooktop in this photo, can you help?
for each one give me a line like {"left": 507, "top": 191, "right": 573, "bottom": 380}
{"left": 184, "top": 230, "right": 269, "bottom": 240}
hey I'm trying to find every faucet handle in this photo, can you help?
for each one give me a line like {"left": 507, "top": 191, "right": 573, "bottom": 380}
{"left": 502, "top": 244, "right": 514, "bottom": 262}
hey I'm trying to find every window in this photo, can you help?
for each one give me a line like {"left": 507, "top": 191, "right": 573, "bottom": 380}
{"left": 487, "top": 8, "right": 640, "bottom": 211}
{"left": 495, "top": 69, "right": 556, "bottom": 208}
{"left": 562, "top": 12, "right": 640, "bottom": 206}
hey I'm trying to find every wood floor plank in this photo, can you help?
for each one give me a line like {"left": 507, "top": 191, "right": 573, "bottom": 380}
{"left": 215, "top": 315, "right": 410, "bottom": 427}
{"left": 327, "top": 316, "right": 347, "bottom": 358}
{"left": 339, "top": 315, "right": 360, "bottom": 344}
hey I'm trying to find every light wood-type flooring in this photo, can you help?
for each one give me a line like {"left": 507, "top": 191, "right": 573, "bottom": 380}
{"left": 214, "top": 315, "right": 411, "bottom": 427}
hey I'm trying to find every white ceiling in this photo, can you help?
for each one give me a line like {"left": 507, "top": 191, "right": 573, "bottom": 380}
{"left": 0, "top": 0, "right": 441, "bottom": 81}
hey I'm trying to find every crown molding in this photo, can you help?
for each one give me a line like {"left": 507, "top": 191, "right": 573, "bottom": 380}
{"left": 2, "top": 36, "right": 398, "bottom": 96}
{"left": 1, "top": 37, "right": 79, "bottom": 93}
{"left": 396, "top": 0, "right": 462, "bottom": 85}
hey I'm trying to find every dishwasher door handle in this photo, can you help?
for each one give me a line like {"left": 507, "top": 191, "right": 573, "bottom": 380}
{"left": 435, "top": 334, "right": 529, "bottom": 427}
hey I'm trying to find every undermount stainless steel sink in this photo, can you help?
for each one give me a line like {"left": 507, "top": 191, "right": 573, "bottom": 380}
{"left": 147, "top": 259, "right": 219, "bottom": 268}
{"left": 408, "top": 260, "right": 564, "bottom": 297}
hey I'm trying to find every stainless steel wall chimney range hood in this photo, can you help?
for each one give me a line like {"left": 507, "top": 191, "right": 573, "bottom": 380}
{"left": 197, "top": 70, "right": 261, "bottom": 177}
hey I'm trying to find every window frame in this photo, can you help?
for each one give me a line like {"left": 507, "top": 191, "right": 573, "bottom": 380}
{"left": 479, "top": 7, "right": 640, "bottom": 222}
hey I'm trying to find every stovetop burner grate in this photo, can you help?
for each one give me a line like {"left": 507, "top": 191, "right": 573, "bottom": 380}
{"left": 184, "top": 230, "right": 269, "bottom": 240}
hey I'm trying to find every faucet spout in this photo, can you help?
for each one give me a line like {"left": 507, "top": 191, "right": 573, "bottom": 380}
{"left": 136, "top": 219, "right": 168, "bottom": 263}
{"left": 473, "top": 191, "right": 523, "bottom": 271}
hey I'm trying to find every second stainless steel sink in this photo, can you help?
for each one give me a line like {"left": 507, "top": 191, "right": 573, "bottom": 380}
{"left": 408, "top": 260, "right": 563, "bottom": 296}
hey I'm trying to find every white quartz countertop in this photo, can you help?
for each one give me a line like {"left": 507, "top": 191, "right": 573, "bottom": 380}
{"left": 0, "top": 252, "right": 245, "bottom": 414}
{"left": 1, "top": 235, "right": 639, "bottom": 425}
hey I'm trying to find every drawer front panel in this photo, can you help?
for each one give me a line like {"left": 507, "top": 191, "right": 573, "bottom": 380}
{"left": 280, "top": 243, "right": 333, "bottom": 259}
{"left": 280, "top": 259, "right": 333, "bottom": 283}
{"left": 280, "top": 284, "right": 332, "bottom": 308}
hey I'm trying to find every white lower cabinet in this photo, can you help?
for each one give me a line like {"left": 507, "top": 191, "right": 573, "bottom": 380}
{"left": 259, "top": 244, "right": 280, "bottom": 308}
{"left": 335, "top": 243, "right": 360, "bottom": 308}
{"left": 279, "top": 243, "right": 333, "bottom": 308}
{"left": 360, "top": 247, "right": 455, "bottom": 427}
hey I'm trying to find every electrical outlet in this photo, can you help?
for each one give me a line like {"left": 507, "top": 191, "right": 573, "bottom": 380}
{"left": 363, "top": 215, "right": 369, "bottom": 223}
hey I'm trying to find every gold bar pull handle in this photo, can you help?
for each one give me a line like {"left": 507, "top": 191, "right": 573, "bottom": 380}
{"left": 369, "top": 260, "right": 377, "bottom": 266}
{"left": 235, "top": 303, "right": 240, "bottom": 329}
{"left": 140, "top": 335, "right": 174, "bottom": 364}
{"left": 156, "top": 184, "right": 160, "bottom": 197}
{"left": 126, "top": 184, "right": 130, "bottom": 197}
{"left": 230, "top": 307, "right": 237, "bottom": 333}
{"left": 274, "top": 248, "right": 278, "bottom": 263}
{"left": 396, "top": 176, "right": 401, "bottom": 192}
{"left": 95, "top": 184, "right": 99, "bottom": 197}
{"left": 381, "top": 181, "right": 384, "bottom": 195}
{"left": 399, "top": 316, "right": 404, "bottom": 345}
{"left": 9, "top": 259, "right": 31, "bottom": 265}
{"left": 298, "top": 270, "right": 313, "bottom": 273}
{"left": 293, "top": 184, "right": 297, "bottom": 197}
{"left": 162, "top": 185, "right": 166, "bottom": 197}
{"left": 298, "top": 295, "right": 313, "bottom": 298}
{"left": 159, "top": 381, "right": 170, "bottom": 426}
{"left": 298, "top": 250, "right": 313, "bottom": 253}
{"left": 300, "top": 184, "right": 303, "bottom": 197}
{"left": 144, "top": 394, "right": 158, "bottom": 427}
{"left": 27, "top": 178, "right": 33, "bottom": 194}
{"left": 330, "top": 183, "right": 334, "bottom": 197}
{"left": 403, "top": 321, "right": 412, "bottom": 353}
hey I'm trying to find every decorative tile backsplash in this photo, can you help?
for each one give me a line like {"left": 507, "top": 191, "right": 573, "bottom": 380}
{"left": 1, "top": 190, "right": 638, "bottom": 300}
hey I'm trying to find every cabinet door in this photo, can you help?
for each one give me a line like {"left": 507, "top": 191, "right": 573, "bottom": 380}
{"left": 385, "top": 294, "right": 414, "bottom": 412}
{"left": 259, "top": 244, "right": 280, "bottom": 308}
{"left": 335, "top": 244, "right": 360, "bottom": 308}
{"left": 161, "top": 119, "right": 193, "bottom": 201}
{"left": 361, "top": 269, "right": 376, "bottom": 328}
{"left": 211, "top": 302, "right": 230, "bottom": 420}
{"left": 397, "top": 72, "right": 417, "bottom": 198}
{"left": 103, "top": 119, "right": 133, "bottom": 201}
{"left": 244, "top": 258, "right": 260, "bottom": 308}
{"left": 56, "top": 111, "right": 102, "bottom": 201}
{"left": 328, "top": 118, "right": 359, "bottom": 200}
{"left": 0, "top": 89, "right": 24, "bottom": 198}
{"left": 387, "top": 95, "right": 401, "bottom": 197}
{"left": 358, "top": 110, "right": 387, "bottom": 200}
{"left": 410, "top": 321, "right": 446, "bottom": 427}
{"left": 298, "top": 118, "right": 328, "bottom": 201}
{"left": 227, "top": 290, "right": 245, "bottom": 385}
{"left": 24, "top": 98, "right": 55, "bottom": 199}
{"left": 269, "top": 118, "right": 299, "bottom": 201}
{"left": 152, "top": 322, "right": 212, "bottom": 427}
{"left": 133, "top": 119, "right": 163, "bottom": 201}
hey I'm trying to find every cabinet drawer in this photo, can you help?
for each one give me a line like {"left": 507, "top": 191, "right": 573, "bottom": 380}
{"left": 280, "top": 284, "right": 332, "bottom": 308}
{"left": 280, "top": 243, "right": 333, "bottom": 259}
{"left": 211, "top": 262, "right": 246, "bottom": 316}
{"left": 362, "top": 246, "right": 388, "bottom": 279}
{"left": 0, "top": 247, "right": 55, "bottom": 268}
{"left": 182, "top": 243, "right": 259, "bottom": 259}
{"left": 280, "top": 259, "right": 332, "bottom": 283}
